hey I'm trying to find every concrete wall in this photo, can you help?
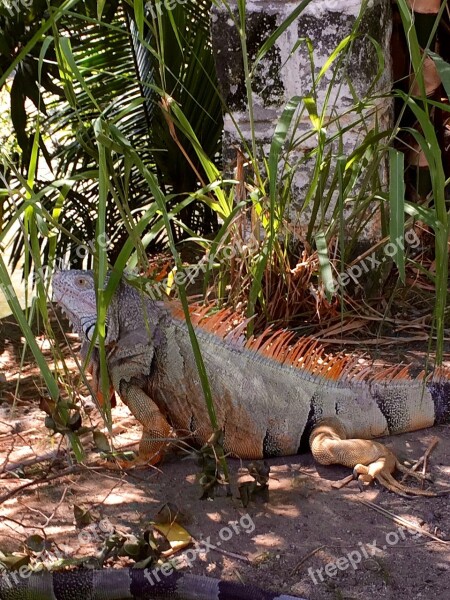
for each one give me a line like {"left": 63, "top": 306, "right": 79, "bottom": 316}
{"left": 210, "top": 0, "right": 393, "bottom": 239}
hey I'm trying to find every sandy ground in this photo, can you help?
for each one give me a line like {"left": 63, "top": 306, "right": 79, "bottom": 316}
{"left": 1, "top": 313, "right": 450, "bottom": 599}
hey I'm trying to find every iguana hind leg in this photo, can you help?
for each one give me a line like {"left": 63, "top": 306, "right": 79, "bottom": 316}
{"left": 309, "top": 417, "right": 438, "bottom": 497}
{"left": 118, "top": 383, "right": 171, "bottom": 467}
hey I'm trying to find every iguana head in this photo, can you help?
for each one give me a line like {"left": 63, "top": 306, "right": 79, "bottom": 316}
{"left": 52, "top": 270, "right": 165, "bottom": 371}
{"left": 52, "top": 270, "right": 119, "bottom": 346}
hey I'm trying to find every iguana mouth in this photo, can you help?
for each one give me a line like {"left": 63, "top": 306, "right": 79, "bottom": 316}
{"left": 52, "top": 291, "right": 96, "bottom": 332}
{"left": 57, "top": 305, "right": 78, "bottom": 329}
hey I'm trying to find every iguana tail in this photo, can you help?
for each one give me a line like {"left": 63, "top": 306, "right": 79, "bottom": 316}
{"left": 0, "top": 568, "right": 305, "bottom": 600}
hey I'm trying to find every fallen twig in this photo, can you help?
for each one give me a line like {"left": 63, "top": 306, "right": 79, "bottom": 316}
{"left": 0, "top": 466, "right": 81, "bottom": 504}
{"left": 331, "top": 474, "right": 355, "bottom": 489}
{"left": 422, "top": 437, "right": 439, "bottom": 488}
{"left": 208, "top": 544, "right": 251, "bottom": 563}
{"left": 357, "top": 499, "right": 450, "bottom": 545}
{"left": 291, "top": 545, "right": 327, "bottom": 575}
{"left": 0, "top": 426, "right": 38, "bottom": 439}
{"left": 400, "top": 437, "right": 439, "bottom": 484}
{"left": 0, "top": 450, "right": 67, "bottom": 476}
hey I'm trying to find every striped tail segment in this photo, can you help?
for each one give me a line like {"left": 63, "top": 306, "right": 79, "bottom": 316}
{"left": 427, "top": 367, "right": 450, "bottom": 425}
{"left": 0, "top": 569, "right": 306, "bottom": 600}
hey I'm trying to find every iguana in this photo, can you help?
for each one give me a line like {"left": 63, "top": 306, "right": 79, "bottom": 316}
{"left": 3, "top": 269, "right": 440, "bottom": 600}
{"left": 50, "top": 270, "right": 450, "bottom": 497}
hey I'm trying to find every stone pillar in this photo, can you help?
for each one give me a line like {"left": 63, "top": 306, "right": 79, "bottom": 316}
{"left": 211, "top": 0, "right": 392, "bottom": 240}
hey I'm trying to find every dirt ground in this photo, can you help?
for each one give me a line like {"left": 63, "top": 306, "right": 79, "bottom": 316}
{"left": 1, "top": 313, "right": 450, "bottom": 600}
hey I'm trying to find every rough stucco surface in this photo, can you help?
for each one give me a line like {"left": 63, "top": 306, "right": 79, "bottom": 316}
{"left": 210, "top": 0, "right": 393, "bottom": 239}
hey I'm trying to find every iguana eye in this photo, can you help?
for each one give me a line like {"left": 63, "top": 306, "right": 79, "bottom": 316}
{"left": 76, "top": 277, "right": 89, "bottom": 288}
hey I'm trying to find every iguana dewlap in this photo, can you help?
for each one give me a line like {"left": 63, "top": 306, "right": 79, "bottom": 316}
{"left": 52, "top": 270, "right": 450, "bottom": 492}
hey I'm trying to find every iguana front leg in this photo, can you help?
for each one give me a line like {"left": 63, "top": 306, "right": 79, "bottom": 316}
{"left": 87, "top": 359, "right": 116, "bottom": 409}
{"left": 309, "top": 417, "right": 438, "bottom": 497}
{"left": 117, "top": 380, "right": 171, "bottom": 466}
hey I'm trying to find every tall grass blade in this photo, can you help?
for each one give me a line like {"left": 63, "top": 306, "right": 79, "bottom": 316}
{"left": 388, "top": 148, "right": 405, "bottom": 283}
{"left": 93, "top": 117, "right": 114, "bottom": 430}
{"left": 315, "top": 231, "right": 334, "bottom": 300}
{"left": 397, "top": 92, "right": 448, "bottom": 362}
{"left": 429, "top": 52, "right": 450, "bottom": 98}
{"left": 0, "top": 258, "right": 59, "bottom": 400}
{"left": 396, "top": 0, "right": 426, "bottom": 98}
{"left": 253, "top": 0, "right": 314, "bottom": 68}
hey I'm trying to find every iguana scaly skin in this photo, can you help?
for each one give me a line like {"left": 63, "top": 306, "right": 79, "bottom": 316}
{"left": 52, "top": 270, "right": 450, "bottom": 496}
{"left": 0, "top": 568, "right": 304, "bottom": 600}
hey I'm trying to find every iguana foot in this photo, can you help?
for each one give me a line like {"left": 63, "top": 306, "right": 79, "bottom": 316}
{"left": 101, "top": 442, "right": 169, "bottom": 471}
{"left": 135, "top": 424, "right": 172, "bottom": 466}
{"left": 109, "top": 455, "right": 162, "bottom": 470}
{"left": 309, "top": 417, "right": 439, "bottom": 497}
{"left": 99, "top": 416, "right": 172, "bottom": 470}
{"left": 352, "top": 462, "right": 437, "bottom": 497}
